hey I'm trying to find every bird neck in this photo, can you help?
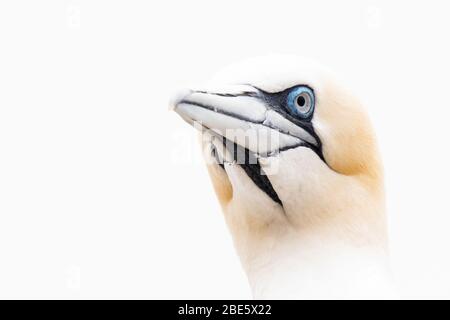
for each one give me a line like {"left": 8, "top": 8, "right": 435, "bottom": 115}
{"left": 242, "top": 225, "right": 393, "bottom": 299}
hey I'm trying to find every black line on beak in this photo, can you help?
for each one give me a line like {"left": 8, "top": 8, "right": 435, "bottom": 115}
{"left": 221, "top": 137, "right": 282, "bottom": 206}
{"left": 239, "top": 156, "right": 282, "bottom": 206}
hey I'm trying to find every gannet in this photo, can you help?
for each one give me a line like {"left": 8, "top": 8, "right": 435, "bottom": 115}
{"left": 170, "top": 55, "right": 393, "bottom": 299}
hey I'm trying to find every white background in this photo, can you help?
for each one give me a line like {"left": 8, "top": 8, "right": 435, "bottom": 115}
{"left": 0, "top": 0, "right": 449, "bottom": 299}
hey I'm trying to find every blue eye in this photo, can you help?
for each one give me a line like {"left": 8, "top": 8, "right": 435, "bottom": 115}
{"left": 286, "top": 86, "right": 315, "bottom": 119}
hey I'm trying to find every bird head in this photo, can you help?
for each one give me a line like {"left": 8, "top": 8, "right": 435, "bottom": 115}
{"left": 171, "top": 55, "right": 387, "bottom": 282}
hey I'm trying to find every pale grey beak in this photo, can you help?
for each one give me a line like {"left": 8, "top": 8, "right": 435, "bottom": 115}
{"left": 171, "top": 84, "right": 317, "bottom": 156}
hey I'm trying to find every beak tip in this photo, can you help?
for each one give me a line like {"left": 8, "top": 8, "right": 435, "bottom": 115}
{"left": 168, "top": 88, "right": 193, "bottom": 112}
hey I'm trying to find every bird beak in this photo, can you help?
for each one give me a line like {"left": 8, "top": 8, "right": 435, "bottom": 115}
{"left": 170, "top": 84, "right": 318, "bottom": 156}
